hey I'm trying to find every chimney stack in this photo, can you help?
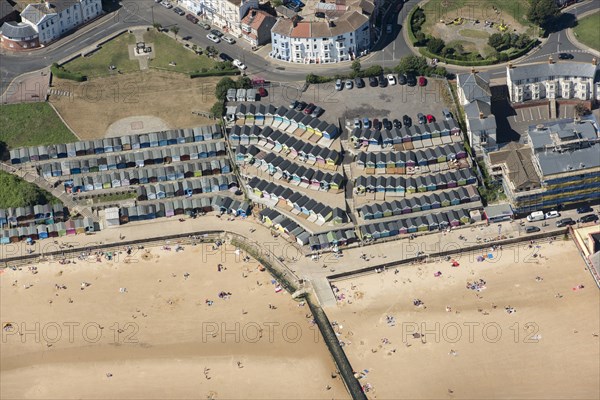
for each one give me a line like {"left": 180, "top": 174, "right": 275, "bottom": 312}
{"left": 593, "top": 57, "right": 597, "bottom": 66}
{"left": 471, "top": 67, "right": 477, "bottom": 74}
{"left": 508, "top": 62, "right": 513, "bottom": 69}
{"left": 548, "top": 55, "right": 553, "bottom": 64}
{"left": 479, "top": 112, "right": 484, "bottom": 119}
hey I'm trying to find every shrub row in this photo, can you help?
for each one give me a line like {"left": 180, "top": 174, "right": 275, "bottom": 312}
{"left": 51, "top": 63, "right": 86, "bottom": 82}
{"left": 190, "top": 69, "right": 239, "bottom": 79}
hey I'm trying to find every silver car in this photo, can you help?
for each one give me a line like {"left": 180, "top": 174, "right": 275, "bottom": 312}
{"left": 345, "top": 79, "right": 353, "bottom": 89}
{"left": 335, "top": 79, "right": 343, "bottom": 91}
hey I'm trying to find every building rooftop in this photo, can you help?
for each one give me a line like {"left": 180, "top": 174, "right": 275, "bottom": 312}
{"left": 241, "top": 9, "right": 274, "bottom": 32}
{"left": 457, "top": 71, "right": 491, "bottom": 103}
{"left": 0, "top": 21, "right": 38, "bottom": 39}
{"left": 488, "top": 142, "right": 541, "bottom": 190}
{"left": 507, "top": 61, "right": 600, "bottom": 82}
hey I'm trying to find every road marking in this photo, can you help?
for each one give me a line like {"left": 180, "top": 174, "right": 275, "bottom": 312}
{"left": 537, "top": 107, "right": 542, "bottom": 119}
{"left": 529, "top": 108, "right": 534, "bottom": 120}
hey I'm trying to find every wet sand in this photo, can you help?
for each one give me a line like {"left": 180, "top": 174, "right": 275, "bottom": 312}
{"left": 328, "top": 240, "right": 600, "bottom": 399}
{"left": 1, "top": 243, "right": 348, "bottom": 399}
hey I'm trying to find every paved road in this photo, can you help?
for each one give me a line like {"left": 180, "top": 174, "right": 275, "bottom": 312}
{"left": 1, "top": 0, "right": 599, "bottom": 95}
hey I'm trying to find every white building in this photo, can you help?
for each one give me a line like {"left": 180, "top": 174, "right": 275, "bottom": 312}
{"left": 457, "top": 71, "right": 497, "bottom": 153}
{"left": 180, "top": 0, "right": 258, "bottom": 36}
{"left": 270, "top": 0, "right": 375, "bottom": 64}
{"left": 20, "top": 0, "right": 102, "bottom": 45}
{"left": 507, "top": 59, "right": 600, "bottom": 103}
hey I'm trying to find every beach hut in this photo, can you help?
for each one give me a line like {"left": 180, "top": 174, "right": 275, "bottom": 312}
{"left": 64, "top": 220, "right": 76, "bottom": 235}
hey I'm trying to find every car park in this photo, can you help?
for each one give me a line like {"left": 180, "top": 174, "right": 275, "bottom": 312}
{"left": 403, "top": 115, "right": 412, "bottom": 127}
{"left": 426, "top": 114, "right": 435, "bottom": 123}
{"left": 556, "top": 218, "right": 575, "bottom": 227}
{"left": 442, "top": 108, "right": 452, "bottom": 120}
{"left": 311, "top": 106, "right": 323, "bottom": 118}
{"left": 393, "top": 119, "right": 402, "bottom": 129}
{"left": 186, "top": 14, "right": 199, "bottom": 24}
{"left": 257, "top": 87, "right": 267, "bottom": 97}
{"left": 418, "top": 76, "right": 427, "bottom": 86}
{"left": 378, "top": 75, "right": 387, "bottom": 87}
{"left": 173, "top": 7, "right": 185, "bottom": 15}
{"left": 200, "top": 22, "right": 211, "bottom": 30}
{"left": 406, "top": 74, "right": 416, "bottom": 86}
{"left": 289, "top": 100, "right": 299, "bottom": 109}
{"left": 387, "top": 74, "right": 396, "bottom": 85}
{"left": 335, "top": 79, "right": 343, "bottom": 91}
{"left": 295, "top": 101, "right": 307, "bottom": 111}
{"left": 233, "top": 59, "right": 247, "bottom": 70}
{"left": 304, "top": 103, "right": 316, "bottom": 115}
{"left": 223, "top": 36, "right": 236, "bottom": 44}
{"left": 579, "top": 214, "right": 598, "bottom": 223}
{"left": 219, "top": 53, "right": 233, "bottom": 62}
{"left": 525, "top": 226, "right": 540, "bottom": 234}
{"left": 345, "top": 79, "right": 354, "bottom": 89}
{"left": 398, "top": 74, "right": 407, "bottom": 85}
{"left": 369, "top": 76, "right": 378, "bottom": 87}
{"left": 354, "top": 118, "right": 361, "bottom": 129}
{"left": 161, "top": 1, "right": 173, "bottom": 8}
{"left": 558, "top": 53, "right": 574, "bottom": 60}
{"left": 576, "top": 205, "right": 593, "bottom": 214}
{"left": 210, "top": 29, "right": 224, "bottom": 37}
{"left": 207, "top": 34, "right": 220, "bottom": 43}
{"left": 545, "top": 210, "right": 560, "bottom": 219}
{"left": 355, "top": 77, "right": 365, "bottom": 88}
{"left": 382, "top": 118, "right": 392, "bottom": 130}
{"left": 417, "top": 113, "right": 426, "bottom": 124}
{"left": 363, "top": 118, "right": 371, "bottom": 129}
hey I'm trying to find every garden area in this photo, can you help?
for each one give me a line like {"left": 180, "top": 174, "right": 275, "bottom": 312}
{"left": 573, "top": 11, "right": 600, "bottom": 52}
{"left": 0, "top": 171, "right": 59, "bottom": 209}
{"left": 409, "top": 0, "right": 548, "bottom": 66}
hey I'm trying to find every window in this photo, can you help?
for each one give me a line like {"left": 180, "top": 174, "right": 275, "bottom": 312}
{"left": 313, "top": 44, "right": 317, "bottom": 49}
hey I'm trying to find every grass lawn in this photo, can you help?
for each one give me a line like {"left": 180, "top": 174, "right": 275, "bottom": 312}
{"left": 459, "top": 28, "right": 490, "bottom": 39}
{"left": 574, "top": 12, "right": 600, "bottom": 52}
{"left": 0, "top": 103, "right": 77, "bottom": 149}
{"left": 144, "top": 30, "right": 216, "bottom": 74}
{"left": 63, "top": 33, "right": 140, "bottom": 78}
{"left": 0, "top": 171, "right": 59, "bottom": 209}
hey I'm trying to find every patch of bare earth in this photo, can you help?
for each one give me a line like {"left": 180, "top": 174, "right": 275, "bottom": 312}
{"left": 49, "top": 71, "right": 219, "bottom": 140}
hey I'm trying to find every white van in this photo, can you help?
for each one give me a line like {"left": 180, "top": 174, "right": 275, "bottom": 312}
{"left": 526, "top": 211, "right": 545, "bottom": 222}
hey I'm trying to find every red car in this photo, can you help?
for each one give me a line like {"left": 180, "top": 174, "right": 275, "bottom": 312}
{"left": 257, "top": 87, "right": 267, "bottom": 97}
{"left": 418, "top": 76, "right": 427, "bottom": 86}
{"left": 426, "top": 114, "right": 435, "bottom": 123}
{"left": 303, "top": 103, "right": 316, "bottom": 115}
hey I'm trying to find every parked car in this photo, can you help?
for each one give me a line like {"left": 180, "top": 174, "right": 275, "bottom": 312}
{"left": 257, "top": 87, "right": 267, "bottom": 97}
{"left": 354, "top": 118, "right": 362, "bottom": 129}
{"left": 186, "top": 14, "right": 199, "bottom": 24}
{"left": 373, "top": 119, "right": 381, "bottom": 130}
{"left": 393, "top": 118, "right": 402, "bottom": 129}
{"left": 406, "top": 74, "right": 416, "bottom": 86}
{"left": 219, "top": 53, "right": 233, "bottom": 62}
{"left": 417, "top": 113, "right": 426, "bottom": 124}
{"left": 295, "top": 101, "right": 307, "bottom": 111}
{"left": 442, "top": 108, "right": 453, "bottom": 120}
{"left": 369, "top": 76, "right": 378, "bottom": 87}
{"left": 233, "top": 59, "right": 246, "bottom": 70}
{"left": 576, "top": 205, "right": 593, "bottom": 214}
{"left": 579, "top": 214, "right": 598, "bottom": 223}
{"left": 223, "top": 36, "right": 236, "bottom": 44}
{"left": 525, "top": 226, "right": 541, "bottom": 234}
{"left": 545, "top": 210, "right": 560, "bottom": 219}
{"left": 345, "top": 79, "right": 354, "bottom": 89}
{"left": 398, "top": 74, "right": 407, "bottom": 85}
{"left": 527, "top": 211, "right": 545, "bottom": 222}
{"left": 304, "top": 103, "right": 316, "bottom": 115}
{"left": 382, "top": 118, "right": 394, "bottom": 131}
{"left": 289, "top": 100, "right": 299, "bottom": 109}
{"left": 200, "top": 22, "right": 211, "bottom": 30}
{"left": 311, "top": 106, "right": 323, "bottom": 118}
{"left": 173, "top": 7, "right": 185, "bottom": 15}
{"left": 418, "top": 76, "right": 427, "bottom": 86}
{"left": 362, "top": 118, "right": 371, "bottom": 129}
{"left": 335, "top": 79, "right": 343, "bottom": 91}
{"left": 355, "top": 77, "right": 365, "bottom": 88}
{"left": 378, "top": 75, "right": 387, "bottom": 87}
{"left": 210, "top": 29, "right": 224, "bottom": 37}
{"left": 556, "top": 218, "right": 575, "bottom": 227}
{"left": 403, "top": 114, "right": 412, "bottom": 127}
{"left": 161, "top": 1, "right": 173, "bottom": 8}
{"left": 387, "top": 74, "right": 397, "bottom": 85}
{"left": 207, "top": 34, "right": 220, "bottom": 43}
{"left": 426, "top": 114, "right": 435, "bottom": 123}
{"left": 558, "top": 52, "right": 574, "bottom": 60}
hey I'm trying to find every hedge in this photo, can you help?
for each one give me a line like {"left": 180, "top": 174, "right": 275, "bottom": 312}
{"left": 51, "top": 63, "right": 86, "bottom": 82}
{"left": 407, "top": 6, "right": 420, "bottom": 46}
{"left": 189, "top": 69, "right": 239, "bottom": 78}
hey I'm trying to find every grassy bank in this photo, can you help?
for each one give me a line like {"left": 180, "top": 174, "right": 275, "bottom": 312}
{"left": 144, "top": 30, "right": 216, "bottom": 74}
{"left": 0, "top": 171, "right": 60, "bottom": 209}
{"left": 574, "top": 12, "right": 600, "bottom": 52}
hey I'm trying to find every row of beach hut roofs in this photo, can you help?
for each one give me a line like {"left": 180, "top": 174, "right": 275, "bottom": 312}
{"left": 355, "top": 169, "right": 477, "bottom": 195}
{"left": 39, "top": 142, "right": 227, "bottom": 178}
{"left": 247, "top": 177, "right": 348, "bottom": 225}
{"left": 1, "top": 218, "right": 95, "bottom": 244}
{"left": 0, "top": 203, "right": 67, "bottom": 228}
{"left": 135, "top": 176, "right": 238, "bottom": 201}
{"left": 228, "top": 103, "right": 339, "bottom": 140}
{"left": 351, "top": 118, "right": 461, "bottom": 147}
{"left": 10, "top": 125, "right": 223, "bottom": 165}
{"left": 230, "top": 127, "right": 340, "bottom": 166}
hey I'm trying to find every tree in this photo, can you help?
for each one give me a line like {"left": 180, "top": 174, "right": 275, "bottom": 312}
{"left": 515, "top": 34, "right": 531, "bottom": 49}
{"left": 153, "top": 22, "right": 162, "bottom": 32}
{"left": 575, "top": 103, "right": 591, "bottom": 117}
{"left": 215, "top": 77, "right": 236, "bottom": 100}
{"left": 170, "top": 25, "right": 180, "bottom": 41}
{"left": 426, "top": 37, "right": 445, "bottom": 54}
{"left": 395, "top": 55, "right": 428, "bottom": 75}
{"left": 206, "top": 46, "right": 218, "bottom": 57}
{"left": 488, "top": 33, "right": 504, "bottom": 50}
{"left": 211, "top": 101, "right": 225, "bottom": 118}
{"left": 351, "top": 60, "right": 361, "bottom": 75}
{"left": 527, "top": 0, "right": 560, "bottom": 28}
{"left": 236, "top": 76, "right": 252, "bottom": 89}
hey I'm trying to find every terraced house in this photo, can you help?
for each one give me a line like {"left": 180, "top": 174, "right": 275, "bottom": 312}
{"left": 180, "top": 0, "right": 258, "bottom": 36}
{"left": 488, "top": 118, "right": 600, "bottom": 213}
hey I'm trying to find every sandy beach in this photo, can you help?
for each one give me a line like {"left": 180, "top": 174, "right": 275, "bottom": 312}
{"left": 1, "top": 242, "right": 348, "bottom": 399}
{"left": 327, "top": 239, "right": 600, "bottom": 399}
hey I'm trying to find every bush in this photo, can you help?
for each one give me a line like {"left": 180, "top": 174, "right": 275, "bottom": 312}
{"left": 360, "top": 65, "right": 383, "bottom": 77}
{"left": 306, "top": 73, "right": 335, "bottom": 84}
{"left": 427, "top": 37, "right": 445, "bottom": 54}
{"left": 210, "top": 101, "right": 225, "bottom": 118}
{"left": 189, "top": 69, "right": 239, "bottom": 79}
{"left": 51, "top": 63, "right": 86, "bottom": 82}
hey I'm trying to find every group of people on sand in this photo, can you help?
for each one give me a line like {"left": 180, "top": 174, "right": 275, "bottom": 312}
{"left": 466, "top": 279, "right": 486, "bottom": 291}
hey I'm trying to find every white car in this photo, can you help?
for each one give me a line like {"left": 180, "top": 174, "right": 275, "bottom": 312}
{"left": 335, "top": 79, "right": 343, "bottom": 91}
{"left": 387, "top": 74, "right": 397, "bottom": 85}
{"left": 345, "top": 79, "right": 353, "bottom": 89}
{"left": 207, "top": 34, "right": 220, "bottom": 43}
{"left": 223, "top": 36, "right": 236, "bottom": 44}
{"left": 233, "top": 59, "right": 247, "bottom": 70}
{"left": 160, "top": 1, "right": 172, "bottom": 8}
{"left": 545, "top": 210, "right": 561, "bottom": 219}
